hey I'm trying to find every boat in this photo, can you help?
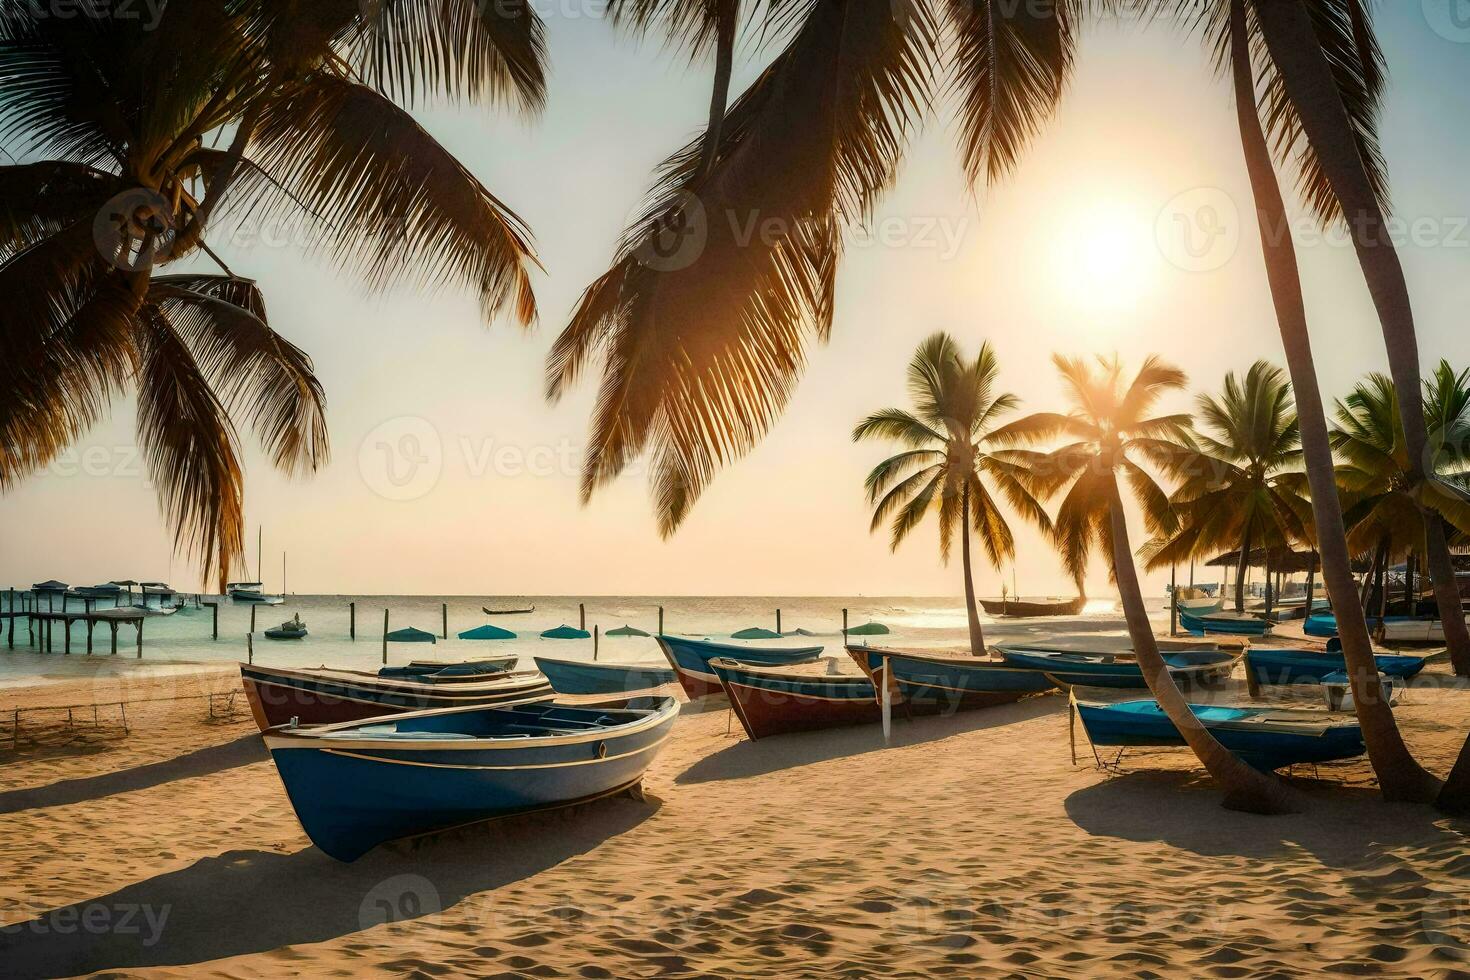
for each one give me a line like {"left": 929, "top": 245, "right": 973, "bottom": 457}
{"left": 228, "top": 582, "right": 284, "bottom": 605}
{"left": 1074, "top": 699, "right": 1366, "bottom": 771}
{"left": 656, "top": 635, "right": 824, "bottom": 700}
{"left": 979, "top": 596, "right": 1086, "bottom": 617}
{"left": 533, "top": 656, "right": 676, "bottom": 695}
{"left": 1178, "top": 608, "right": 1272, "bottom": 636}
{"left": 238, "top": 663, "right": 554, "bottom": 731}
{"left": 1244, "top": 647, "right": 1425, "bottom": 686}
{"left": 996, "top": 646, "right": 1237, "bottom": 689}
{"left": 605, "top": 624, "right": 651, "bottom": 637}
{"left": 709, "top": 658, "right": 880, "bottom": 740}
{"left": 1321, "top": 671, "right": 1400, "bottom": 712}
{"left": 458, "top": 624, "right": 517, "bottom": 641}
{"left": 264, "top": 696, "right": 678, "bottom": 861}
{"left": 847, "top": 646, "right": 1056, "bottom": 716}
{"left": 377, "top": 658, "right": 518, "bottom": 680}
{"left": 385, "top": 626, "right": 437, "bottom": 643}
{"left": 1379, "top": 616, "right": 1465, "bottom": 646}
{"left": 483, "top": 604, "right": 535, "bottom": 616}
{"left": 541, "top": 624, "right": 592, "bottom": 640}
{"left": 730, "top": 626, "right": 781, "bottom": 640}
{"left": 1177, "top": 596, "right": 1225, "bottom": 616}
{"left": 264, "top": 614, "right": 308, "bottom": 640}
{"left": 1304, "top": 613, "right": 1341, "bottom": 638}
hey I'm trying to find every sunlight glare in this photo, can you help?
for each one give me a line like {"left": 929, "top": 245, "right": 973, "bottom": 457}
{"left": 1055, "top": 203, "right": 1157, "bottom": 315}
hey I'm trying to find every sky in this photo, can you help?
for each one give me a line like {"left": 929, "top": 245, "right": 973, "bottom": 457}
{"left": 4, "top": 4, "right": 1470, "bottom": 598}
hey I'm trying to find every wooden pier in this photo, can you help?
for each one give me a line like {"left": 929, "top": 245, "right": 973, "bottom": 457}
{"left": 3, "top": 607, "right": 148, "bottom": 656}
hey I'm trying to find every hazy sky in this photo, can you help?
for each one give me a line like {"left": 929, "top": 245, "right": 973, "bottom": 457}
{"left": 5, "top": 5, "right": 1469, "bottom": 597}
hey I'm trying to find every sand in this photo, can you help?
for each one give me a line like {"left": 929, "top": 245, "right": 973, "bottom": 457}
{"left": 4, "top": 661, "right": 1470, "bottom": 978}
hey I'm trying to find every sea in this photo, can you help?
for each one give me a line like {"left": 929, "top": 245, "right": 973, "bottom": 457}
{"left": 0, "top": 593, "right": 1175, "bottom": 693}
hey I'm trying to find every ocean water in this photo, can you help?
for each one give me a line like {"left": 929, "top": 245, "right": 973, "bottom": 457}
{"left": 0, "top": 593, "right": 1171, "bottom": 692}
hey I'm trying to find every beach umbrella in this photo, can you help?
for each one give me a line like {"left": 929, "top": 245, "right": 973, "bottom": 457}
{"left": 458, "top": 624, "right": 516, "bottom": 641}
{"left": 385, "top": 627, "right": 437, "bottom": 643}
{"left": 845, "top": 622, "right": 890, "bottom": 636}
{"left": 606, "top": 624, "right": 650, "bottom": 637}
{"left": 731, "top": 626, "right": 781, "bottom": 640}
{"left": 541, "top": 624, "right": 591, "bottom": 640}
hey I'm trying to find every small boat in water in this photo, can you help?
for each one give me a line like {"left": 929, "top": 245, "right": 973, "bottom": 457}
{"left": 239, "top": 663, "right": 553, "bottom": 731}
{"left": 1074, "top": 699, "right": 1365, "bottom": 771}
{"left": 483, "top": 604, "right": 535, "bottom": 616}
{"left": 1244, "top": 647, "right": 1425, "bottom": 686}
{"left": 265, "top": 696, "right": 679, "bottom": 861}
{"left": 377, "top": 658, "right": 519, "bottom": 680}
{"left": 264, "top": 614, "right": 308, "bottom": 640}
{"left": 979, "top": 595, "right": 1086, "bottom": 618}
{"left": 534, "top": 656, "right": 676, "bottom": 695}
{"left": 656, "top": 635, "right": 824, "bottom": 700}
{"left": 1179, "top": 608, "right": 1272, "bottom": 636}
{"left": 228, "top": 582, "right": 284, "bottom": 605}
{"left": 996, "top": 646, "right": 1237, "bottom": 689}
{"left": 710, "top": 658, "right": 879, "bottom": 740}
{"left": 847, "top": 646, "right": 1056, "bottom": 715}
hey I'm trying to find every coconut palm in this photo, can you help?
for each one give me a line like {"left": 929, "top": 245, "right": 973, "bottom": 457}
{"left": 1143, "top": 362, "right": 1312, "bottom": 613}
{"left": 0, "top": 1, "right": 544, "bottom": 588}
{"left": 994, "top": 354, "right": 1294, "bottom": 813}
{"left": 853, "top": 334, "right": 1053, "bottom": 654}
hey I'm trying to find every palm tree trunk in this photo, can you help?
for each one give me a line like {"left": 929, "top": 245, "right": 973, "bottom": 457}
{"left": 1235, "top": 516, "right": 1253, "bottom": 613}
{"left": 1230, "top": 0, "right": 1441, "bottom": 802}
{"left": 960, "top": 482, "right": 986, "bottom": 656}
{"left": 1105, "top": 476, "right": 1295, "bottom": 813}
{"left": 1423, "top": 516, "right": 1470, "bottom": 674}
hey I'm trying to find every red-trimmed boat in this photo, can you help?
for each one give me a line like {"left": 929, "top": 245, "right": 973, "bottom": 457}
{"left": 708, "top": 658, "right": 879, "bottom": 739}
{"left": 655, "top": 635, "right": 823, "bottom": 700}
{"left": 239, "top": 662, "right": 554, "bottom": 732}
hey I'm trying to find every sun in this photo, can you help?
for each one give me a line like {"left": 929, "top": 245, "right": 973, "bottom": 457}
{"left": 1055, "top": 202, "right": 1157, "bottom": 314}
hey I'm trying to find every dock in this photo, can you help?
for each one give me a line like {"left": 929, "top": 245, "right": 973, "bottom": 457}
{"left": 2, "top": 607, "right": 149, "bottom": 656}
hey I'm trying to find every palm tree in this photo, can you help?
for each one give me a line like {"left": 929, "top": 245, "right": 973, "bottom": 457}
{"left": 0, "top": 2, "right": 545, "bottom": 588}
{"left": 994, "top": 354, "right": 1294, "bottom": 814}
{"left": 547, "top": 0, "right": 1078, "bottom": 534}
{"left": 853, "top": 334, "right": 1053, "bottom": 654}
{"left": 1143, "top": 362, "right": 1312, "bottom": 613}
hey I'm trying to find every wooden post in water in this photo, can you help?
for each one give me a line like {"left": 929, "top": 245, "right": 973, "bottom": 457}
{"left": 1169, "top": 566, "right": 1179, "bottom": 637}
{"left": 136, "top": 619, "right": 143, "bottom": 658}
{"left": 349, "top": 602, "right": 356, "bottom": 640}
{"left": 658, "top": 606, "right": 664, "bottom": 636}
{"left": 593, "top": 625, "right": 600, "bottom": 661}
{"left": 247, "top": 632, "right": 254, "bottom": 665}
{"left": 579, "top": 603, "right": 586, "bottom": 631}
{"left": 109, "top": 622, "right": 118, "bottom": 656}
{"left": 64, "top": 615, "right": 71, "bottom": 654}
{"left": 6, "top": 588, "right": 13, "bottom": 649}
{"left": 250, "top": 604, "right": 257, "bottom": 633}
{"left": 842, "top": 608, "right": 849, "bottom": 644}
{"left": 442, "top": 602, "right": 448, "bottom": 639}
{"left": 382, "top": 609, "right": 389, "bottom": 664}
{"left": 86, "top": 619, "right": 94, "bottom": 655}
{"left": 206, "top": 601, "right": 218, "bottom": 640}
{"left": 776, "top": 608, "right": 782, "bottom": 634}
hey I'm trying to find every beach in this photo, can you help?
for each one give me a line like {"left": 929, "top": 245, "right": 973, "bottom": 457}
{"left": 4, "top": 653, "right": 1470, "bottom": 978}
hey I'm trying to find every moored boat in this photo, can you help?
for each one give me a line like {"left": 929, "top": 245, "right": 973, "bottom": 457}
{"left": 656, "top": 635, "right": 824, "bottom": 700}
{"left": 239, "top": 663, "right": 553, "bottom": 731}
{"left": 534, "top": 656, "right": 676, "bottom": 695}
{"left": 978, "top": 595, "right": 1086, "bottom": 617}
{"left": 263, "top": 614, "right": 308, "bottom": 640}
{"left": 377, "top": 658, "right": 519, "bottom": 680}
{"left": 1074, "top": 699, "right": 1365, "bottom": 771}
{"left": 996, "top": 646, "right": 1237, "bottom": 689}
{"left": 265, "top": 696, "right": 679, "bottom": 861}
{"left": 709, "top": 658, "right": 879, "bottom": 740}
{"left": 1244, "top": 647, "right": 1425, "bottom": 686}
{"left": 847, "top": 646, "right": 1056, "bottom": 715}
{"left": 484, "top": 604, "right": 535, "bottom": 615}
{"left": 228, "top": 582, "right": 284, "bottom": 605}
{"left": 1179, "top": 608, "right": 1272, "bottom": 636}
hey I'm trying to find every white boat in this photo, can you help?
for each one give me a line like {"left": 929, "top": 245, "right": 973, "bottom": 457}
{"left": 228, "top": 582, "right": 284, "bottom": 605}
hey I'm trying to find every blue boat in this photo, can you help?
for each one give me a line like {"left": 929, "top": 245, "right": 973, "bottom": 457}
{"left": 1304, "top": 613, "right": 1340, "bottom": 638}
{"left": 849, "top": 646, "right": 1055, "bottom": 714}
{"left": 656, "top": 635, "right": 823, "bottom": 700}
{"left": 1179, "top": 609, "right": 1272, "bottom": 637}
{"left": 997, "top": 646, "right": 1237, "bottom": 689}
{"left": 1074, "top": 699, "right": 1365, "bottom": 771}
{"left": 264, "top": 696, "right": 678, "bottom": 861}
{"left": 1244, "top": 647, "right": 1425, "bottom": 686}
{"left": 534, "top": 656, "right": 676, "bottom": 695}
{"left": 377, "top": 658, "right": 518, "bottom": 681}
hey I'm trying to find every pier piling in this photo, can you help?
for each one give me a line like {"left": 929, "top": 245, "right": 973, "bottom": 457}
{"left": 442, "top": 602, "right": 448, "bottom": 639}
{"left": 579, "top": 603, "right": 586, "bottom": 631}
{"left": 349, "top": 602, "right": 356, "bottom": 640}
{"left": 382, "top": 609, "right": 389, "bottom": 664}
{"left": 658, "top": 606, "right": 664, "bottom": 636}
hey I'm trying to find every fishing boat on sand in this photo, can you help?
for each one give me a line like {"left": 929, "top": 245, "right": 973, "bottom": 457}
{"left": 264, "top": 696, "right": 678, "bottom": 861}
{"left": 709, "top": 658, "right": 879, "bottom": 740}
{"left": 979, "top": 595, "right": 1086, "bottom": 618}
{"left": 656, "top": 635, "right": 824, "bottom": 700}
{"left": 847, "top": 646, "right": 1055, "bottom": 714}
{"left": 1179, "top": 608, "right": 1272, "bottom": 637}
{"left": 239, "top": 663, "right": 553, "bottom": 731}
{"left": 377, "top": 658, "right": 519, "bottom": 679}
{"left": 1074, "top": 699, "right": 1365, "bottom": 771}
{"left": 534, "top": 656, "right": 676, "bottom": 695}
{"left": 1243, "top": 647, "right": 1425, "bottom": 687}
{"left": 996, "top": 646, "right": 1237, "bottom": 689}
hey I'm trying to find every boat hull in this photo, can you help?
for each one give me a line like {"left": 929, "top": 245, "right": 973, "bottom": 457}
{"left": 849, "top": 647, "right": 1055, "bottom": 713}
{"left": 709, "top": 659, "right": 879, "bottom": 739}
{"left": 265, "top": 698, "right": 677, "bottom": 861}
{"left": 239, "top": 664, "right": 554, "bottom": 731}
{"left": 1244, "top": 648, "right": 1426, "bottom": 686}
{"left": 978, "top": 596, "right": 1086, "bottom": 618}
{"left": 998, "top": 647, "right": 1236, "bottom": 689}
{"left": 655, "top": 636, "right": 823, "bottom": 701}
{"left": 534, "top": 657, "right": 676, "bottom": 695}
{"left": 1179, "top": 610, "right": 1271, "bottom": 636}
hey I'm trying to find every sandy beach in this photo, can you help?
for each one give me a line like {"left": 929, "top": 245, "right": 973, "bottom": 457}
{"left": 4, "top": 659, "right": 1470, "bottom": 979}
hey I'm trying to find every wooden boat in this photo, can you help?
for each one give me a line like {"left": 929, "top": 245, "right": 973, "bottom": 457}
{"left": 656, "top": 635, "right": 824, "bottom": 700}
{"left": 996, "top": 646, "right": 1237, "bottom": 689}
{"left": 377, "top": 658, "right": 519, "bottom": 680}
{"left": 1321, "top": 671, "right": 1400, "bottom": 712}
{"left": 483, "top": 604, "right": 535, "bottom": 616}
{"left": 847, "top": 646, "right": 1056, "bottom": 715}
{"left": 1074, "top": 699, "right": 1365, "bottom": 771}
{"left": 1378, "top": 616, "right": 1466, "bottom": 646}
{"left": 1176, "top": 596, "right": 1224, "bottom": 616}
{"left": 709, "top": 658, "right": 879, "bottom": 740}
{"left": 1244, "top": 647, "right": 1425, "bottom": 686}
{"left": 238, "top": 663, "right": 553, "bottom": 731}
{"left": 228, "top": 582, "right": 284, "bottom": 605}
{"left": 979, "top": 595, "right": 1086, "bottom": 618}
{"left": 534, "top": 656, "right": 676, "bottom": 695}
{"left": 1179, "top": 608, "right": 1272, "bottom": 636}
{"left": 264, "top": 696, "right": 678, "bottom": 861}
{"left": 263, "top": 614, "right": 308, "bottom": 640}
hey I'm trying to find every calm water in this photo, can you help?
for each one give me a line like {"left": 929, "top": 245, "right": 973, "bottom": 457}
{"left": 0, "top": 593, "right": 1173, "bottom": 693}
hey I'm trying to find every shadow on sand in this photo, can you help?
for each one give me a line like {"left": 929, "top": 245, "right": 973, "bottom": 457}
{"left": 676, "top": 694, "right": 1064, "bottom": 784}
{"left": 0, "top": 794, "right": 662, "bottom": 978}
{"left": 0, "top": 733, "right": 268, "bottom": 814}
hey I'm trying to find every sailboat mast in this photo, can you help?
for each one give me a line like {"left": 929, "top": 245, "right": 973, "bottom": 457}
{"left": 256, "top": 526, "right": 262, "bottom": 585}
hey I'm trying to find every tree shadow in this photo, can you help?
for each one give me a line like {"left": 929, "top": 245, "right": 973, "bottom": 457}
{"left": 0, "top": 793, "right": 662, "bottom": 978}
{"left": 676, "top": 695, "right": 1064, "bottom": 784}
{"left": 0, "top": 733, "right": 268, "bottom": 814}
